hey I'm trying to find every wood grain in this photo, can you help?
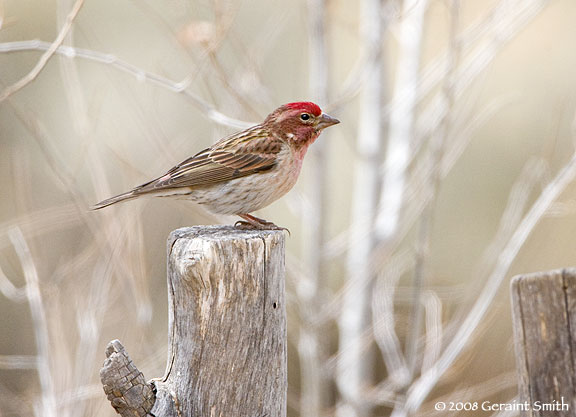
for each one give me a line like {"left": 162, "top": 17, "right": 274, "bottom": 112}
{"left": 511, "top": 268, "right": 576, "bottom": 417}
{"left": 152, "top": 225, "right": 287, "bottom": 417}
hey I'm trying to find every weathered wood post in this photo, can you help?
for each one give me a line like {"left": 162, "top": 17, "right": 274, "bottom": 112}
{"left": 511, "top": 268, "right": 576, "bottom": 417}
{"left": 100, "top": 226, "right": 287, "bottom": 417}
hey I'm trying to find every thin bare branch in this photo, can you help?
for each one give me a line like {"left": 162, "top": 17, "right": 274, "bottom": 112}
{"left": 0, "top": 355, "right": 37, "bottom": 370}
{"left": 329, "top": 2, "right": 399, "bottom": 111}
{"left": 9, "top": 227, "right": 56, "bottom": 417}
{"left": 411, "top": 0, "right": 549, "bottom": 146}
{"left": 420, "top": 291, "right": 443, "bottom": 374}
{"left": 0, "top": 0, "right": 85, "bottom": 103}
{"left": 0, "top": 264, "right": 27, "bottom": 302}
{"left": 0, "top": 41, "right": 251, "bottom": 129}
{"left": 371, "top": 250, "right": 411, "bottom": 383}
{"left": 474, "top": 158, "right": 548, "bottom": 281}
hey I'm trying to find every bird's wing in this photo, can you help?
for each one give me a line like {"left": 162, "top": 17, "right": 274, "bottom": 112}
{"left": 135, "top": 127, "right": 284, "bottom": 193}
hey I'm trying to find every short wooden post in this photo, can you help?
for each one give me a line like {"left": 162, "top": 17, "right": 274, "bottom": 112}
{"left": 100, "top": 226, "right": 287, "bottom": 417}
{"left": 511, "top": 268, "right": 576, "bottom": 416}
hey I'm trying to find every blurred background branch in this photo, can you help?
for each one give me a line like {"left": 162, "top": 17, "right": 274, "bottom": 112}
{"left": 296, "top": 1, "right": 331, "bottom": 416}
{"left": 0, "top": 0, "right": 84, "bottom": 103}
{"left": 337, "top": 0, "right": 385, "bottom": 416}
{"left": 0, "top": 40, "right": 251, "bottom": 128}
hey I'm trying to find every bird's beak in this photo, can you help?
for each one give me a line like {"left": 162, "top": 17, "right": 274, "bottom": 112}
{"left": 316, "top": 113, "right": 340, "bottom": 130}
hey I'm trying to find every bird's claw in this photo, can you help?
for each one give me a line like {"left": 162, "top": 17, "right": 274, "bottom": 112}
{"left": 234, "top": 220, "right": 290, "bottom": 235}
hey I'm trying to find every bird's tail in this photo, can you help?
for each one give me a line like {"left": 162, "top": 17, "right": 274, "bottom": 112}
{"left": 91, "top": 190, "right": 138, "bottom": 210}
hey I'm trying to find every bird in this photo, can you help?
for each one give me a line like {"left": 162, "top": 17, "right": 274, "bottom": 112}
{"left": 92, "top": 102, "right": 340, "bottom": 229}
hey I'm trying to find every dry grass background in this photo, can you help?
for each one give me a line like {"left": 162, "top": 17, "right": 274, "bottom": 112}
{"left": 1, "top": 0, "right": 576, "bottom": 416}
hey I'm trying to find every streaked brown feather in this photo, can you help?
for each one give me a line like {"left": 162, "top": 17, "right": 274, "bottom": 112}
{"left": 133, "top": 125, "right": 283, "bottom": 193}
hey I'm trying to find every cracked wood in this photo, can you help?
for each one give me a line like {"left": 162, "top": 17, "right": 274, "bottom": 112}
{"left": 152, "top": 225, "right": 287, "bottom": 417}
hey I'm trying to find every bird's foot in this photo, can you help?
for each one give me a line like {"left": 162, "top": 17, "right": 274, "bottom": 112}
{"left": 234, "top": 220, "right": 289, "bottom": 232}
{"left": 235, "top": 214, "right": 290, "bottom": 235}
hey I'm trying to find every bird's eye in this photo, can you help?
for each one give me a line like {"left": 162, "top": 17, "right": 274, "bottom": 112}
{"left": 300, "top": 113, "right": 311, "bottom": 121}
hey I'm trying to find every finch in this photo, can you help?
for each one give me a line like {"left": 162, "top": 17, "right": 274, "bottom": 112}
{"left": 92, "top": 102, "right": 340, "bottom": 229}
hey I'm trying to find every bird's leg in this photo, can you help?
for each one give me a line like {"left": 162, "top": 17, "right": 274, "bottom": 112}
{"left": 235, "top": 213, "right": 290, "bottom": 234}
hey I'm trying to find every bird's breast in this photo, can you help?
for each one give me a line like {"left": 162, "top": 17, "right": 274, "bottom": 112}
{"left": 186, "top": 145, "right": 305, "bottom": 215}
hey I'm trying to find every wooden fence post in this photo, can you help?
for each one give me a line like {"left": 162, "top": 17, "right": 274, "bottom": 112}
{"left": 511, "top": 268, "right": 576, "bottom": 417}
{"left": 100, "top": 226, "right": 287, "bottom": 417}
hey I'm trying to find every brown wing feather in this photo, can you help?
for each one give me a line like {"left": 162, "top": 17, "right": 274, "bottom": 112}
{"left": 134, "top": 126, "right": 283, "bottom": 193}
